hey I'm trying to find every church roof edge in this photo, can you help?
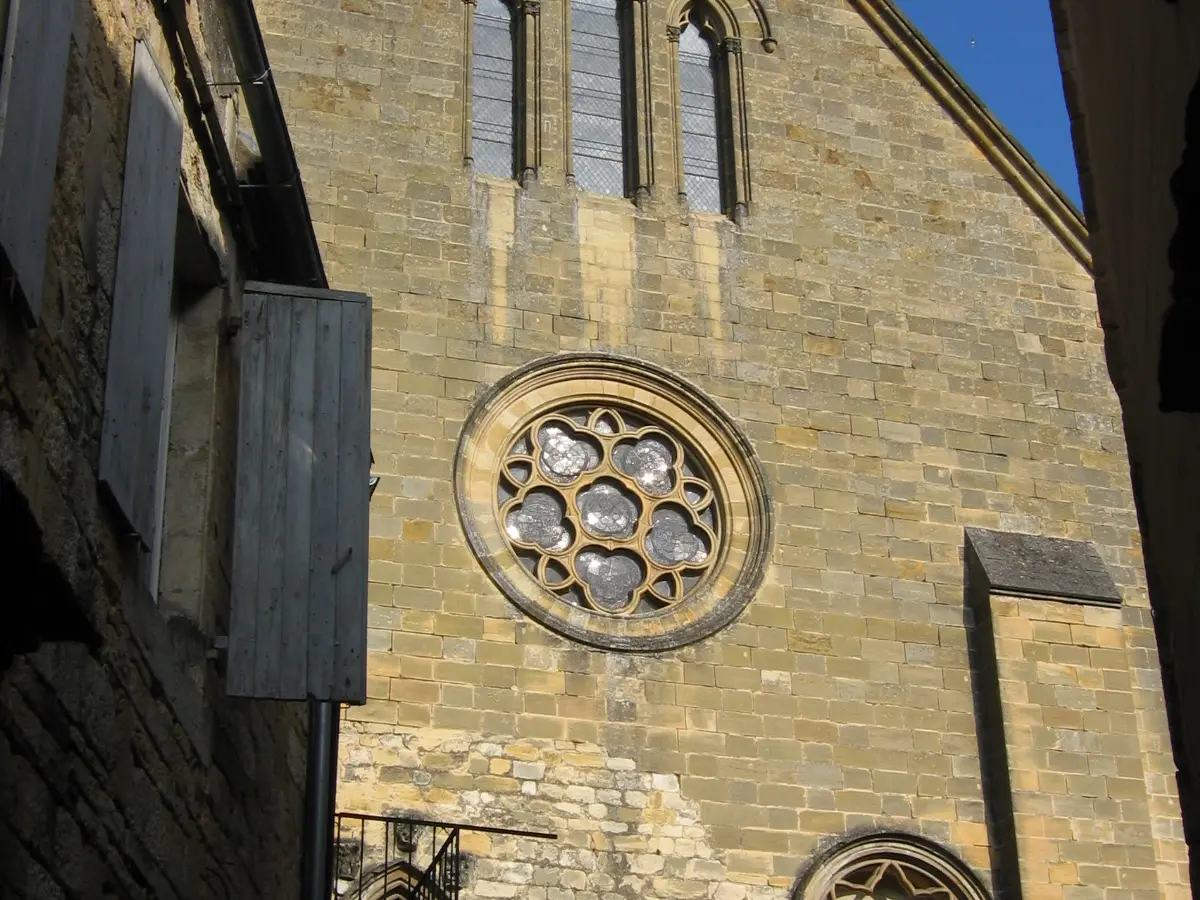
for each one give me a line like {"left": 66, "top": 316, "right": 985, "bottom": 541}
{"left": 851, "top": 0, "right": 1092, "bottom": 272}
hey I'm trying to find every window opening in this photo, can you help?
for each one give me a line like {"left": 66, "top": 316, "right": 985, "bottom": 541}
{"left": 678, "top": 17, "right": 723, "bottom": 212}
{"left": 472, "top": 0, "right": 517, "bottom": 178}
{"left": 571, "top": 0, "right": 629, "bottom": 196}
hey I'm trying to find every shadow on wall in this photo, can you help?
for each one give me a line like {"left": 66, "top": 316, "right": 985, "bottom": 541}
{"left": 960, "top": 549, "right": 1022, "bottom": 900}
{"left": 0, "top": 1, "right": 310, "bottom": 897}
{"left": 0, "top": 466, "right": 99, "bottom": 676}
{"left": 1159, "top": 71, "right": 1200, "bottom": 412}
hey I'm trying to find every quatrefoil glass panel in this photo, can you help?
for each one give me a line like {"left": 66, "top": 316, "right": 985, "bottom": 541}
{"left": 456, "top": 354, "right": 772, "bottom": 651}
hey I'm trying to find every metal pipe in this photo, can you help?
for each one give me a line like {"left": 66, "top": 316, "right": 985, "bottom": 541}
{"left": 154, "top": 0, "right": 256, "bottom": 261}
{"left": 161, "top": 0, "right": 258, "bottom": 252}
{"left": 220, "top": 0, "right": 327, "bottom": 288}
{"left": 302, "top": 699, "right": 340, "bottom": 900}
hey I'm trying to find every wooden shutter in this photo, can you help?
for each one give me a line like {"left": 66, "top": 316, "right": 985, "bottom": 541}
{"left": 99, "top": 42, "right": 183, "bottom": 547}
{"left": 228, "top": 282, "right": 372, "bottom": 704}
{"left": 0, "top": 0, "right": 74, "bottom": 321}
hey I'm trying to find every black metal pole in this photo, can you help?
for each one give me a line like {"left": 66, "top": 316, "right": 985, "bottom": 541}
{"left": 302, "top": 699, "right": 341, "bottom": 900}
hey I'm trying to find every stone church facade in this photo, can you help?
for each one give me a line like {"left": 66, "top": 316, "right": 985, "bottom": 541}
{"left": 254, "top": 0, "right": 1189, "bottom": 897}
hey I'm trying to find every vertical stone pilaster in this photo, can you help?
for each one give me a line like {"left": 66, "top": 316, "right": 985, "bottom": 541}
{"left": 963, "top": 528, "right": 1180, "bottom": 900}
{"left": 964, "top": 526, "right": 1172, "bottom": 900}
{"left": 986, "top": 597, "right": 1164, "bottom": 900}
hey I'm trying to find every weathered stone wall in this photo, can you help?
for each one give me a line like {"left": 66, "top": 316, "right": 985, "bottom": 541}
{"left": 255, "top": 0, "right": 1188, "bottom": 897}
{"left": 0, "top": 1, "right": 308, "bottom": 897}
{"left": 980, "top": 595, "right": 1185, "bottom": 900}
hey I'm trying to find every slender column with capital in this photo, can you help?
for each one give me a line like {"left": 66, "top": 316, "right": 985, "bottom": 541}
{"left": 666, "top": 24, "right": 687, "bottom": 203}
{"left": 461, "top": 0, "right": 478, "bottom": 167}
{"left": 518, "top": 0, "right": 543, "bottom": 185}
{"left": 722, "top": 35, "right": 750, "bottom": 222}
{"left": 629, "top": 0, "right": 655, "bottom": 205}
{"left": 562, "top": 0, "right": 574, "bottom": 184}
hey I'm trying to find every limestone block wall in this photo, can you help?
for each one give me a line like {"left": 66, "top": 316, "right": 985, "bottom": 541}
{"left": 253, "top": 0, "right": 1188, "bottom": 897}
{"left": 0, "top": 1, "right": 308, "bottom": 897}
{"left": 974, "top": 595, "right": 1187, "bottom": 900}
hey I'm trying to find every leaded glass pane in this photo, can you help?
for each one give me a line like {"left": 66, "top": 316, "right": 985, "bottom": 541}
{"left": 494, "top": 404, "right": 722, "bottom": 617}
{"left": 679, "top": 22, "right": 722, "bottom": 212}
{"left": 472, "top": 0, "right": 516, "bottom": 178}
{"left": 571, "top": 0, "right": 626, "bottom": 196}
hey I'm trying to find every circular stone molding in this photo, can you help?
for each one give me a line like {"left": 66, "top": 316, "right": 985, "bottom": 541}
{"left": 794, "top": 834, "right": 992, "bottom": 900}
{"left": 455, "top": 353, "right": 772, "bottom": 651}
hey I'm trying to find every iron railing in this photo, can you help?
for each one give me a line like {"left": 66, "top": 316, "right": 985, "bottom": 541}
{"left": 410, "top": 827, "right": 457, "bottom": 900}
{"left": 332, "top": 812, "right": 556, "bottom": 900}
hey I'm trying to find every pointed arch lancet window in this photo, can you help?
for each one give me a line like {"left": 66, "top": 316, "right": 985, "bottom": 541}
{"left": 668, "top": 2, "right": 756, "bottom": 221}
{"left": 472, "top": 0, "right": 517, "bottom": 178}
{"left": 571, "top": 0, "right": 629, "bottom": 196}
{"left": 677, "top": 18, "right": 723, "bottom": 212}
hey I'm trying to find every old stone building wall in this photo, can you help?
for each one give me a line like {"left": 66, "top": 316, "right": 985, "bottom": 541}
{"left": 983, "top": 594, "right": 1170, "bottom": 900}
{"left": 0, "top": 0, "right": 309, "bottom": 897}
{"left": 255, "top": 0, "right": 1189, "bottom": 897}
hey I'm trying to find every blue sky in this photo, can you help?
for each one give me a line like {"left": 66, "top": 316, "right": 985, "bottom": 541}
{"left": 893, "top": 0, "right": 1082, "bottom": 209}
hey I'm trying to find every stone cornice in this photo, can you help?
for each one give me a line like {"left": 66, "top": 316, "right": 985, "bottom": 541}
{"left": 851, "top": 0, "right": 1092, "bottom": 272}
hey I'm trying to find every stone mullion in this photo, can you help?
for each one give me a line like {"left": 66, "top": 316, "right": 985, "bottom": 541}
{"left": 518, "top": 0, "right": 543, "bottom": 184}
{"left": 562, "top": 0, "right": 574, "bottom": 183}
{"left": 722, "top": 36, "right": 750, "bottom": 222}
{"left": 629, "top": 0, "right": 654, "bottom": 204}
{"left": 666, "top": 25, "right": 686, "bottom": 203}
{"left": 461, "top": 0, "right": 477, "bottom": 167}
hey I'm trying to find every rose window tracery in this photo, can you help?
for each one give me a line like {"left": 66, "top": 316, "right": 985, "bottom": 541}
{"left": 497, "top": 406, "right": 719, "bottom": 616}
{"left": 455, "top": 354, "right": 772, "bottom": 651}
{"left": 828, "top": 859, "right": 958, "bottom": 900}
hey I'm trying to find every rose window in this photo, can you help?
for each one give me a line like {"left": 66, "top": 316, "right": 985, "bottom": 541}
{"left": 456, "top": 353, "right": 772, "bottom": 651}
{"left": 498, "top": 407, "right": 719, "bottom": 616}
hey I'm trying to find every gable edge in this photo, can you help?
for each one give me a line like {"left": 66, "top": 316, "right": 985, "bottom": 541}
{"left": 850, "top": 0, "right": 1092, "bottom": 272}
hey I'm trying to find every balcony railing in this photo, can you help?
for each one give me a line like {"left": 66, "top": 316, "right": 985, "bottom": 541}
{"left": 332, "top": 812, "right": 556, "bottom": 900}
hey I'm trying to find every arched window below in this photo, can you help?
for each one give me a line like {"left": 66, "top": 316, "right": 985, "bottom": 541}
{"left": 472, "top": 0, "right": 517, "bottom": 178}
{"left": 571, "top": 0, "right": 630, "bottom": 196}
{"left": 794, "top": 833, "right": 992, "bottom": 900}
{"left": 677, "top": 16, "right": 724, "bottom": 212}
